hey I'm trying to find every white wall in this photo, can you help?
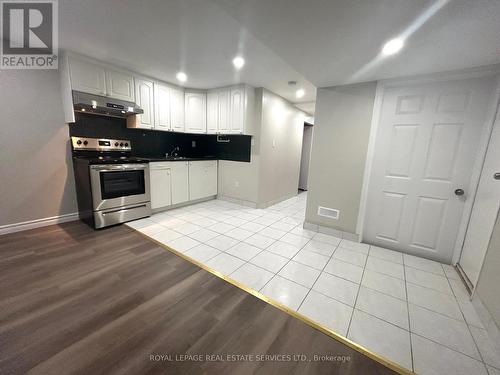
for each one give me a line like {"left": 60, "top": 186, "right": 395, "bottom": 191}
{"left": 305, "top": 82, "right": 376, "bottom": 234}
{"left": 218, "top": 88, "right": 306, "bottom": 207}
{"left": 0, "top": 70, "right": 77, "bottom": 227}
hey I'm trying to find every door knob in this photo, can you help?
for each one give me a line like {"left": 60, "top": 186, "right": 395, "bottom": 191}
{"left": 494, "top": 173, "right": 500, "bottom": 180}
{"left": 454, "top": 188, "right": 465, "bottom": 196}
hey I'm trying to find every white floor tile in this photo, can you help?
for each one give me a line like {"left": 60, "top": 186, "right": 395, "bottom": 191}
{"left": 298, "top": 290, "right": 353, "bottom": 336}
{"left": 293, "top": 250, "right": 330, "bottom": 270}
{"left": 260, "top": 275, "right": 309, "bottom": 310}
{"left": 312, "top": 272, "right": 359, "bottom": 306}
{"left": 255, "top": 217, "right": 280, "bottom": 226}
{"left": 366, "top": 256, "right": 405, "bottom": 280}
{"left": 488, "top": 365, "right": 500, "bottom": 375}
{"left": 229, "top": 263, "right": 274, "bottom": 290}
{"left": 173, "top": 222, "right": 202, "bottom": 235}
{"left": 165, "top": 236, "right": 200, "bottom": 253}
{"left": 205, "top": 253, "right": 245, "bottom": 275}
{"left": 404, "top": 254, "right": 445, "bottom": 276}
{"left": 150, "top": 228, "right": 183, "bottom": 244}
{"left": 270, "top": 221, "right": 297, "bottom": 232}
{"left": 338, "top": 239, "right": 370, "bottom": 254}
{"left": 409, "top": 303, "right": 481, "bottom": 359}
{"left": 191, "top": 216, "right": 218, "bottom": 227}
{"left": 405, "top": 267, "right": 452, "bottom": 295}
{"left": 457, "top": 298, "right": 484, "bottom": 328}
{"left": 331, "top": 247, "right": 367, "bottom": 267}
{"left": 222, "top": 217, "right": 249, "bottom": 227}
{"left": 267, "top": 241, "right": 302, "bottom": 259}
{"left": 412, "top": 333, "right": 488, "bottom": 375}
{"left": 250, "top": 251, "right": 289, "bottom": 273}
{"left": 448, "top": 278, "right": 471, "bottom": 302}
{"left": 348, "top": 310, "right": 412, "bottom": 370}
{"left": 207, "top": 222, "right": 237, "bottom": 234}
{"left": 225, "top": 227, "right": 254, "bottom": 241}
{"left": 259, "top": 227, "right": 287, "bottom": 240}
{"left": 157, "top": 217, "right": 187, "bottom": 229}
{"left": 442, "top": 264, "right": 461, "bottom": 280}
{"left": 184, "top": 244, "right": 221, "bottom": 263}
{"left": 238, "top": 221, "right": 266, "bottom": 233}
{"left": 369, "top": 246, "right": 403, "bottom": 264}
{"left": 355, "top": 286, "right": 409, "bottom": 329}
{"left": 225, "top": 242, "right": 262, "bottom": 261}
{"left": 313, "top": 232, "right": 341, "bottom": 246}
{"left": 205, "top": 235, "right": 240, "bottom": 251}
{"left": 126, "top": 217, "right": 155, "bottom": 229}
{"left": 280, "top": 232, "right": 311, "bottom": 248}
{"left": 289, "top": 225, "right": 316, "bottom": 239}
{"left": 324, "top": 258, "right": 364, "bottom": 284}
{"left": 278, "top": 261, "right": 321, "bottom": 288}
{"left": 361, "top": 269, "right": 407, "bottom": 300}
{"left": 137, "top": 223, "right": 167, "bottom": 236}
{"left": 188, "top": 228, "right": 219, "bottom": 242}
{"left": 302, "top": 240, "right": 336, "bottom": 257}
{"left": 238, "top": 213, "right": 261, "bottom": 221}
{"left": 244, "top": 233, "right": 276, "bottom": 249}
{"left": 470, "top": 326, "right": 500, "bottom": 369}
{"left": 406, "top": 283, "right": 463, "bottom": 321}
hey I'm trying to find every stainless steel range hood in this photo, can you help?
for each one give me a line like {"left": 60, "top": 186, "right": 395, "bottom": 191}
{"left": 72, "top": 91, "right": 143, "bottom": 118}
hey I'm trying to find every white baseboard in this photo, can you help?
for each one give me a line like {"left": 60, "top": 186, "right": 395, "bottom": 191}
{"left": 303, "top": 221, "right": 359, "bottom": 242}
{"left": 217, "top": 195, "right": 258, "bottom": 208}
{"left": 0, "top": 212, "right": 79, "bottom": 236}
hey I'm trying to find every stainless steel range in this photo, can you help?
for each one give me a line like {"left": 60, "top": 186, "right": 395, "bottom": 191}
{"left": 71, "top": 136, "right": 151, "bottom": 229}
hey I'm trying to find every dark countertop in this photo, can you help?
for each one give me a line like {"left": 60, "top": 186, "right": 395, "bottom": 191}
{"left": 143, "top": 156, "right": 218, "bottom": 162}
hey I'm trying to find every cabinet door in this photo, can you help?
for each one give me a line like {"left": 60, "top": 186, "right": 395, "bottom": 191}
{"left": 154, "top": 83, "right": 171, "bottom": 131}
{"left": 134, "top": 79, "right": 154, "bottom": 129}
{"left": 230, "top": 86, "right": 245, "bottom": 134}
{"left": 170, "top": 87, "right": 185, "bottom": 132}
{"left": 68, "top": 57, "right": 106, "bottom": 96}
{"left": 106, "top": 69, "right": 135, "bottom": 101}
{"left": 188, "top": 160, "right": 218, "bottom": 201}
{"left": 150, "top": 166, "right": 172, "bottom": 209}
{"left": 184, "top": 92, "right": 207, "bottom": 134}
{"left": 218, "top": 89, "right": 231, "bottom": 134}
{"left": 207, "top": 91, "right": 219, "bottom": 134}
{"left": 171, "top": 162, "right": 190, "bottom": 204}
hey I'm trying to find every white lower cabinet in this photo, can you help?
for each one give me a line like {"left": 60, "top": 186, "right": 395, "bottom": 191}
{"left": 188, "top": 160, "right": 218, "bottom": 201}
{"left": 149, "top": 161, "right": 216, "bottom": 210}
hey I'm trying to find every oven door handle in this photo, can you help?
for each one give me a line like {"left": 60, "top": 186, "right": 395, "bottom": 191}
{"left": 91, "top": 164, "right": 148, "bottom": 172}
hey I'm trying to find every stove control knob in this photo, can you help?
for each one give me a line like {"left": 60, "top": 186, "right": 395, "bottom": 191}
{"left": 83, "top": 140, "right": 88, "bottom": 146}
{"left": 76, "top": 140, "right": 82, "bottom": 145}
{"left": 120, "top": 143, "right": 124, "bottom": 147}
{"left": 115, "top": 142, "right": 119, "bottom": 147}
{"left": 124, "top": 143, "right": 129, "bottom": 147}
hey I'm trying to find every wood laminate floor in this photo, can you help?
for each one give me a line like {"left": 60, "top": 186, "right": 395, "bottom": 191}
{"left": 0, "top": 221, "right": 398, "bottom": 375}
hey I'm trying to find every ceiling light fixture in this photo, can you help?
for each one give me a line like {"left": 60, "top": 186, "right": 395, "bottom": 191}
{"left": 233, "top": 56, "right": 245, "bottom": 70}
{"left": 176, "top": 72, "right": 187, "bottom": 83}
{"left": 296, "top": 89, "right": 305, "bottom": 99}
{"left": 382, "top": 38, "right": 404, "bottom": 56}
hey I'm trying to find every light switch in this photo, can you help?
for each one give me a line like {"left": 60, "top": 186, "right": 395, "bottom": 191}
{"left": 192, "top": 140, "right": 196, "bottom": 147}
{"left": 272, "top": 139, "right": 276, "bottom": 148}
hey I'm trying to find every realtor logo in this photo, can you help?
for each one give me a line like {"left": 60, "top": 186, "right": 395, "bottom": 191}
{"left": 1, "top": 0, "right": 58, "bottom": 69}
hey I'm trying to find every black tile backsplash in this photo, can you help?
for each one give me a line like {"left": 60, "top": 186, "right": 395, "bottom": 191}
{"left": 69, "top": 113, "right": 251, "bottom": 162}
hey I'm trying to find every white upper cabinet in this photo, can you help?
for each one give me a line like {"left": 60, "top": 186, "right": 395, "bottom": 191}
{"left": 218, "top": 89, "right": 231, "bottom": 133}
{"left": 154, "top": 82, "right": 171, "bottom": 131}
{"left": 184, "top": 91, "right": 207, "bottom": 133}
{"left": 68, "top": 57, "right": 106, "bottom": 96}
{"left": 106, "top": 69, "right": 135, "bottom": 102}
{"left": 134, "top": 78, "right": 154, "bottom": 129}
{"left": 170, "top": 86, "right": 185, "bottom": 132}
{"left": 230, "top": 86, "right": 245, "bottom": 134}
{"left": 207, "top": 91, "right": 218, "bottom": 134}
{"left": 68, "top": 56, "right": 134, "bottom": 101}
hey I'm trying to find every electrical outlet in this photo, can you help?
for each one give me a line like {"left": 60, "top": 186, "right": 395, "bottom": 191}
{"left": 251, "top": 139, "right": 255, "bottom": 146}
{"left": 192, "top": 140, "right": 196, "bottom": 147}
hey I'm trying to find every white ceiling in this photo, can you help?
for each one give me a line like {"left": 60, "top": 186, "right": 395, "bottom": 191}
{"left": 60, "top": 0, "right": 500, "bottom": 115}
{"left": 212, "top": 0, "right": 500, "bottom": 87}
{"left": 59, "top": 0, "right": 317, "bottom": 109}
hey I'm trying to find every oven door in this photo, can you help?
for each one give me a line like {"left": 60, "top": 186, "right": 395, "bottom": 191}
{"left": 89, "top": 164, "right": 150, "bottom": 211}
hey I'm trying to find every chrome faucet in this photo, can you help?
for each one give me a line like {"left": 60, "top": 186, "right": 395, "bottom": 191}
{"left": 167, "top": 146, "right": 180, "bottom": 157}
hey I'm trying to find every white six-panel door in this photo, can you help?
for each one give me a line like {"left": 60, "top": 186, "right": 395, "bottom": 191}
{"left": 363, "top": 77, "right": 496, "bottom": 262}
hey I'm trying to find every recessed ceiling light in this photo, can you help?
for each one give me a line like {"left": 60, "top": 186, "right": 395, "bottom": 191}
{"left": 233, "top": 56, "right": 245, "bottom": 70}
{"left": 296, "top": 89, "right": 305, "bottom": 99}
{"left": 176, "top": 72, "right": 187, "bottom": 82}
{"left": 382, "top": 38, "right": 404, "bottom": 56}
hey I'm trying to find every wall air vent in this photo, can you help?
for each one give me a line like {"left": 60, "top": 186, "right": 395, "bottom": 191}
{"left": 317, "top": 206, "right": 339, "bottom": 220}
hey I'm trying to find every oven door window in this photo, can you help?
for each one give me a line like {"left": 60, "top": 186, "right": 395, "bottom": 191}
{"left": 100, "top": 170, "right": 145, "bottom": 199}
